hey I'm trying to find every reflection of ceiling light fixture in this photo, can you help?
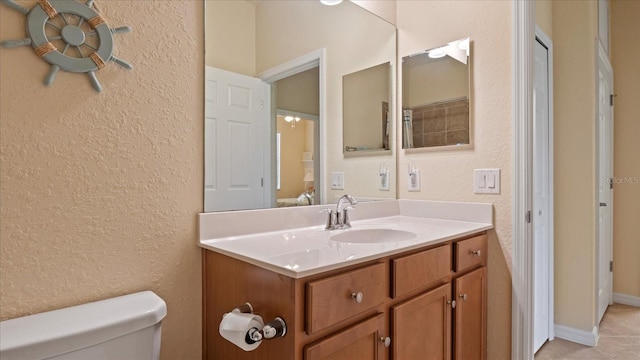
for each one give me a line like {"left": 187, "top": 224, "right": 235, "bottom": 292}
{"left": 428, "top": 46, "right": 447, "bottom": 59}
{"left": 320, "top": 0, "right": 343, "bottom": 5}
{"left": 284, "top": 115, "right": 301, "bottom": 129}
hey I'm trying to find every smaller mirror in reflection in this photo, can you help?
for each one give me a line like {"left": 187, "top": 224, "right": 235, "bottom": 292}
{"left": 343, "top": 62, "right": 391, "bottom": 154}
{"left": 402, "top": 38, "right": 470, "bottom": 149}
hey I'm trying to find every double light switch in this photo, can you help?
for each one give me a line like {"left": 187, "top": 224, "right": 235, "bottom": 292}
{"left": 474, "top": 169, "right": 500, "bottom": 194}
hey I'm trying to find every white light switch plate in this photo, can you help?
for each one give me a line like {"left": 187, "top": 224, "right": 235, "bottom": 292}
{"left": 331, "top": 172, "right": 344, "bottom": 190}
{"left": 474, "top": 169, "right": 500, "bottom": 194}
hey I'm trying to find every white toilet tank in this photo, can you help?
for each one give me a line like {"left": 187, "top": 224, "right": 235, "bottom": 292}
{"left": 0, "top": 291, "right": 167, "bottom": 360}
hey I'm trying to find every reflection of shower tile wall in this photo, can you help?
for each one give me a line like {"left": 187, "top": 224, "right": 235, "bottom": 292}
{"left": 410, "top": 97, "right": 469, "bottom": 147}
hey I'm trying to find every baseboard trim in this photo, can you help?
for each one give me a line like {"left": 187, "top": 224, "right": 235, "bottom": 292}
{"left": 554, "top": 324, "right": 599, "bottom": 347}
{"left": 613, "top": 292, "right": 640, "bottom": 307}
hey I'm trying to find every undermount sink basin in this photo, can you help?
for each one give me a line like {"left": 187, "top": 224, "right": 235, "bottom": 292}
{"left": 330, "top": 229, "right": 417, "bottom": 244}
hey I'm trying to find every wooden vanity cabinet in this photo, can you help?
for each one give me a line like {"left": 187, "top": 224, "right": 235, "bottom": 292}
{"left": 389, "top": 234, "right": 487, "bottom": 360}
{"left": 202, "top": 232, "right": 487, "bottom": 360}
{"left": 391, "top": 283, "right": 452, "bottom": 360}
{"left": 304, "top": 313, "right": 387, "bottom": 360}
{"left": 306, "top": 263, "right": 386, "bottom": 334}
{"left": 453, "top": 267, "right": 487, "bottom": 360}
{"left": 452, "top": 235, "right": 488, "bottom": 360}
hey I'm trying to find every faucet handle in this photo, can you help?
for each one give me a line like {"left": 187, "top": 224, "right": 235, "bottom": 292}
{"left": 342, "top": 206, "right": 355, "bottom": 228}
{"left": 322, "top": 208, "right": 337, "bottom": 230}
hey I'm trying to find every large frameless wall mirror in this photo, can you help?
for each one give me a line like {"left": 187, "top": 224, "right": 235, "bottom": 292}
{"left": 402, "top": 38, "right": 471, "bottom": 149}
{"left": 204, "top": 1, "right": 397, "bottom": 212}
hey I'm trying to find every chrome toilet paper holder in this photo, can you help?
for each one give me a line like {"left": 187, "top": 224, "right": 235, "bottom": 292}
{"left": 232, "top": 303, "right": 287, "bottom": 344}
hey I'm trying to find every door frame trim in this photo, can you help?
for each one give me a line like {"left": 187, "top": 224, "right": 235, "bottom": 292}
{"left": 512, "top": 1, "right": 535, "bottom": 359}
{"left": 257, "top": 49, "right": 326, "bottom": 204}
{"left": 535, "top": 25, "right": 556, "bottom": 348}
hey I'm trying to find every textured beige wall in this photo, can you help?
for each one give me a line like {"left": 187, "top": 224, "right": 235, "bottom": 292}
{"left": 552, "top": 0, "right": 598, "bottom": 332}
{"left": 205, "top": 0, "right": 255, "bottom": 75}
{"left": 535, "top": 0, "right": 553, "bottom": 38}
{"left": 396, "top": 1, "right": 512, "bottom": 359}
{"left": 611, "top": 0, "right": 640, "bottom": 299}
{"left": 0, "top": 1, "right": 203, "bottom": 359}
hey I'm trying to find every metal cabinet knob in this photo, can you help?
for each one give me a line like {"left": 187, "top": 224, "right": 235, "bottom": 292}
{"left": 351, "top": 292, "right": 364, "bottom": 304}
{"left": 459, "top": 293, "right": 468, "bottom": 301}
{"left": 380, "top": 336, "right": 391, "bottom": 347}
{"left": 447, "top": 299, "right": 457, "bottom": 308}
{"left": 471, "top": 250, "right": 481, "bottom": 257}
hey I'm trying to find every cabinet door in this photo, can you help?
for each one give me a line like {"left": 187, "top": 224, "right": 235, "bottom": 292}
{"left": 453, "top": 267, "right": 487, "bottom": 360}
{"left": 391, "top": 283, "right": 452, "bottom": 360}
{"left": 304, "top": 313, "right": 387, "bottom": 360}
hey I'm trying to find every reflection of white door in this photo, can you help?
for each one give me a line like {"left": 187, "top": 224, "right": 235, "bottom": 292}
{"left": 533, "top": 37, "right": 552, "bottom": 354}
{"left": 597, "top": 44, "right": 614, "bottom": 323}
{"left": 204, "top": 66, "right": 269, "bottom": 212}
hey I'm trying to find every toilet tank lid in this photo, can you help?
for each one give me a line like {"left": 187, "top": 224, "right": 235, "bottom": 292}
{"left": 0, "top": 291, "right": 167, "bottom": 359}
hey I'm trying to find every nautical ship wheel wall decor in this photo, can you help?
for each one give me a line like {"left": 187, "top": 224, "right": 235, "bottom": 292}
{"left": 1, "top": 0, "right": 132, "bottom": 93}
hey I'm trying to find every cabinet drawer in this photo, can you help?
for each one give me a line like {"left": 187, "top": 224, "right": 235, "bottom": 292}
{"left": 306, "top": 263, "right": 386, "bottom": 334}
{"left": 454, "top": 235, "right": 487, "bottom": 273}
{"left": 391, "top": 244, "right": 451, "bottom": 298}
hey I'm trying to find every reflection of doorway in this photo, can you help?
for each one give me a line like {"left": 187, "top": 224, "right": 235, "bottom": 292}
{"left": 260, "top": 49, "right": 324, "bottom": 206}
{"left": 275, "top": 111, "right": 317, "bottom": 207}
{"left": 271, "top": 66, "right": 319, "bottom": 206}
{"left": 204, "top": 50, "right": 323, "bottom": 211}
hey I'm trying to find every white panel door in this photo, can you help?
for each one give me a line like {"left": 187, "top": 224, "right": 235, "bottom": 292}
{"left": 205, "top": 66, "right": 269, "bottom": 212}
{"left": 597, "top": 45, "right": 614, "bottom": 322}
{"left": 533, "top": 39, "right": 551, "bottom": 353}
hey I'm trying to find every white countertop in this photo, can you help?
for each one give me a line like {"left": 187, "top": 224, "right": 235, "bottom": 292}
{"left": 198, "top": 200, "right": 494, "bottom": 278}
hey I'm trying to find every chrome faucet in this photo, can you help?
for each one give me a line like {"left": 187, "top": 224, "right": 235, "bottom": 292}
{"left": 297, "top": 192, "right": 313, "bottom": 205}
{"left": 325, "top": 194, "right": 358, "bottom": 230}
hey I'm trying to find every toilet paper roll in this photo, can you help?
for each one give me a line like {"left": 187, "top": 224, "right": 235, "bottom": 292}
{"left": 219, "top": 311, "right": 264, "bottom": 351}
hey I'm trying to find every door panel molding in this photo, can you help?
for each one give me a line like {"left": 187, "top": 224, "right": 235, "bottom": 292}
{"left": 595, "top": 40, "right": 614, "bottom": 323}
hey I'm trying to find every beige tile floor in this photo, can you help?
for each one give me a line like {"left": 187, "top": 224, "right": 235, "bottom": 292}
{"left": 535, "top": 303, "right": 640, "bottom": 360}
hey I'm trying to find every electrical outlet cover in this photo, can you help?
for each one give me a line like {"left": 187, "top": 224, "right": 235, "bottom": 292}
{"left": 408, "top": 169, "right": 420, "bottom": 192}
{"left": 380, "top": 170, "right": 390, "bottom": 191}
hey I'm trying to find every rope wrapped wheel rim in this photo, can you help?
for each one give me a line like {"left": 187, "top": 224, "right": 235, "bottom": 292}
{"left": 27, "top": 0, "right": 114, "bottom": 73}
{"left": 1, "top": 0, "right": 132, "bottom": 92}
